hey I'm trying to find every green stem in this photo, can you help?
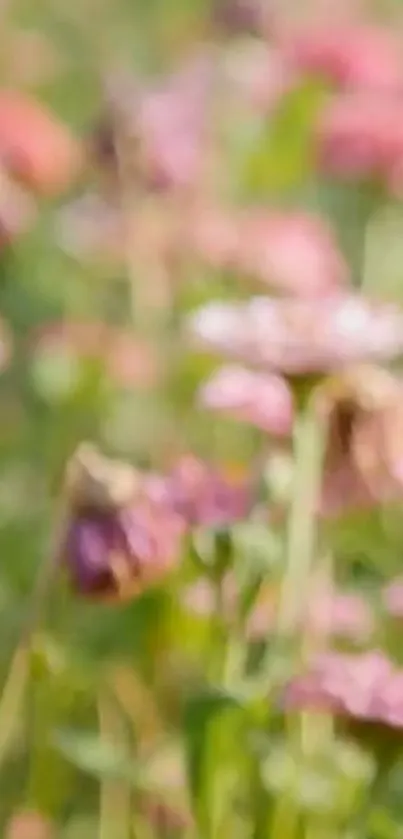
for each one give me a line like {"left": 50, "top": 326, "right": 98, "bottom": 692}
{"left": 271, "top": 393, "right": 328, "bottom": 839}
{"left": 276, "top": 396, "right": 327, "bottom": 639}
{"left": 98, "top": 692, "right": 132, "bottom": 839}
{"left": 0, "top": 504, "right": 67, "bottom": 772}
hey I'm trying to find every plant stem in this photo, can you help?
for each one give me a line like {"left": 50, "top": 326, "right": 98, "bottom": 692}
{"left": 98, "top": 692, "right": 132, "bottom": 839}
{"left": 276, "top": 394, "right": 327, "bottom": 639}
{"left": 271, "top": 392, "right": 328, "bottom": 839}
{"left": 0, "top": 503, "right": 67, "bottom": 772}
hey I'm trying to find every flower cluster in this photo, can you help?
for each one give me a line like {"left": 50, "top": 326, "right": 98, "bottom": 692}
{"left": 285, "top": 651, "right": 403, "bottom": 729}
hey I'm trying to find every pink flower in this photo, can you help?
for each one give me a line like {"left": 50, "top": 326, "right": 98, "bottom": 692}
{"left": 282, "top": 24, "right": 403, "bottom": 92}
{"left": 182, "top": 576, "right": 373, "bottom": 644}
{"left": 188, "top": 295, "right": 403, "bottom": 375}
{"left": 286, "top": 651, "right": 403, "bottom": 728}
{"left": 235, "top": 211, "right": 348, "bottom": 295}
{"left": 316, "top": 93, "right": 403, "bottom": 191}
{"left": 0, "top": 90, "right": 82, "bottom": 195}
{"left": 136, "top": 57, "right": 212, "bottom": 191}
{"left": 144, "top": 455, "right": 251, "bottom": 527}
{"left": 190, "top": 209, "right": 347, "bottom": 295}
{"left": 165, "top": 455, "right": 251, "bottom": 527}
{"left": 198, "top": 365, "right": 293, "bottom": 435}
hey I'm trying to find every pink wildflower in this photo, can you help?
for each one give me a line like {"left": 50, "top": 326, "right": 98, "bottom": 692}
{"left": 286, "top": 651, "right": 403, "bottom": 728}
{"left": 198, "top": 364, "right": 293, "bottom": 435}
{"left": 282, "top": 24, "right": 403, "bottom": 92}
{"left": 188, "top": 295, "right": 403, "bottom": 375}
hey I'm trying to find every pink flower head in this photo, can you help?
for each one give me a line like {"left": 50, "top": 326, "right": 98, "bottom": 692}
{"left": 188, "top": 295, "right": 403, "bottom": 375}
{"left": 282, "top": 24, "right": 403, "bottom": 92}
{"left": 163, "top": 455, "right": 251, "bottom": 527}
{"left": 247, "top": 579, "right": 373, "bottom": 642}
{"left": 286, "top": 650, "right": 403, "bottom": 728}
{"left": 136, "top": 57, "right": 212, "bottom": 191}
{"left": 316, "top": 93, "right": 403, "bottom": 191}
{"left": 0, "top": 90, "right": 82, "bottom": 195}
{"left": 198, "top": 365, "right": 293, "bottom": 435}
{"left": 235, "top": 210, "right": 348, "bottom": 295}
{"left": 190, "top": 208, "right": 347, "bottom": 295}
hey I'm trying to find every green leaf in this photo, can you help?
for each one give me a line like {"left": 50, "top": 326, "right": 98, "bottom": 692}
{"left": 52, "top": 728, "right": 137, "bottom": 783}
{"left": 239, "top": 80, "right": 328, "bottom": 199}
{"left": 183, "top": 686, "right": 244, "bottom": 838}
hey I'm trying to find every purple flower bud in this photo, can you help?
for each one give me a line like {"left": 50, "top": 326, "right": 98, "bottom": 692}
{"left": 62, "top": 501, "right": 184, "bottom": 601}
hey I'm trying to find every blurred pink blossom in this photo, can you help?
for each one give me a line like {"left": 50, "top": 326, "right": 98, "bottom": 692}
{"left": 235, "top": 211, "right": 348, "bottom": 294}
{"left": 182, "top": 576, "right": 373, "bottom": 643}
{"left": 286, "top": 650, "right": 403, "bottom": 728}
{"left": 136, "top": 57, "right": 212, "bottom": 191}
{"left": 248, "top": 586, "right": 373, "bottom": 642}
{"left": 188, "top": 295, "right": 403, "bottom": 374}
{"left": 198, "top": 364, "right": 293, "bottom": 435}
{"left": 190, "top": 209, "right": 347, "bottom": 295}
{"left": 167, "top": 455, "right": 251, "bottom": 526}
{"left": 145, "top": 455, "right": 251, "bottom": 527}
{"left": 316, "top": 93, "right": 403, "bottom": 191}
{"left": 281, "top": 24, "right": 403, "bottom": 92}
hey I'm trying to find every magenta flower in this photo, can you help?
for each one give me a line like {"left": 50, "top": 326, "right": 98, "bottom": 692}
{"left": 62, "top": 499, "right": 184, "bottom": 601}
{"left": 188, "top": 295, "right": 403, "bottom": 375}
{"left": 316, "top": 93, "right": 403, "bottom": 191}
{"left": 166, "top": 455, "right": 251, "bottom": 527}
{"left": 286, "top": 651, "right": 403, "bottom": 728}
{"left": 198, "top": 365, "right": 293, "bottom": 436}
{"left": 282, "top": 24, "right": 403, "bottom": 92}
{"left": 144, "top": 456, "right": 251, "bottom": 527}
